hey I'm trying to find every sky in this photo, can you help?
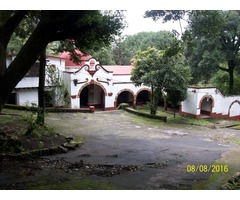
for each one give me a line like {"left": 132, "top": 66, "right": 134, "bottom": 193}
{"left": 122, "top": 10, "right": 188, "bottom": 36}
{"left": 3, "top": 0, "right": 240, "bottom": 37}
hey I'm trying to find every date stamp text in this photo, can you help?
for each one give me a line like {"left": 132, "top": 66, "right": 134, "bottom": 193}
{"left": 186, "top": 164, "right": 229, "bottom": 173}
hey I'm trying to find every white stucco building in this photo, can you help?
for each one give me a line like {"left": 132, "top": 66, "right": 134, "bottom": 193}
{"left": 8, "top": 52, "right": 151, "bottom": 110}
{"left": 180, "top": 86, "right": 240, "bottom": 120}
{"left": 60, "top": 52, "right": 151, "bottom": 110}
{"left": 7, "top": 55, "right": 65, "bottom": 106}
{"left": 8, "top": 52, "right": 240, "bottom": 120}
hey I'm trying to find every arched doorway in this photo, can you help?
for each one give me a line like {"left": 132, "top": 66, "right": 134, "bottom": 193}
{"left": 228, "top": 100, "right": 240, "bottom": 117}
{"left": 136, "top": 90, "right": 151, "bottom": 105}
{"left": 79, "top": 84, "right": 105, "bottom": 110}
{"left": 199, "top": 95, "right": 214, "bottom": 116}
{"left": 116, "top": 90, "right": 134, "bottom": 107}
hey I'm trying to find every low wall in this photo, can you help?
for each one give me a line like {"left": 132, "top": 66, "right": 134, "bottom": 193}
{"left": 123, "top": 107, "right": 167, "bottom": 122}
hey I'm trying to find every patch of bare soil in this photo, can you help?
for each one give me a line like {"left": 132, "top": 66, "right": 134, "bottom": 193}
{"left": 0, "top": 157, "right": 168, "bottom": 189}
{"left": 0, "top": 125, "right": 66, "bottom": 155}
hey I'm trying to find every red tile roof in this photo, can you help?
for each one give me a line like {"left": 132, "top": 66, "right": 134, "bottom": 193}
{"left": 58, "top": 50, "right": 133, "bottom": 75}
{"left": 59, "top": 51, "right": 91, "bottom": 66}
{"left": 103, "top": 65, "right": 133, "bottom": 75}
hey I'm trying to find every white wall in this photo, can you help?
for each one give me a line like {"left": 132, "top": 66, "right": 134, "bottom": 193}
{"left": 181, "top": 88, "right": 199, "bottom": 115}
{"left": 17, "top": 89, "right": 38, "bottom": 106}
{"left": 16, "top": 77, "right": 39, "bottom": 88}
{"left": 65, "top": 62, "right": 151, "bottom": 109}
{"left": 181, "top": 87, "right": 240, "bottom": 118}
{"left": 229, "top": 102, "right": 240, "bottom": 117}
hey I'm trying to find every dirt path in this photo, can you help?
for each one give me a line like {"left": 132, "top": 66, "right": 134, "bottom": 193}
{"left": 1, "top": 110, "right": 240, "bottom": 189}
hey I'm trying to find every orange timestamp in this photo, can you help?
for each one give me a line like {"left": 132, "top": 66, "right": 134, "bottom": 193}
{"left": 186, "top": 164, "right": 229, "bottom": 173}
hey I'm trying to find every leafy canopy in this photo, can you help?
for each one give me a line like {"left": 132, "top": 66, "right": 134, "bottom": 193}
{"left": 131, "top": 44, "right": 191, "bottom": 115}
{"left": 0, "top": 10, "right": 126, "bottom": 112}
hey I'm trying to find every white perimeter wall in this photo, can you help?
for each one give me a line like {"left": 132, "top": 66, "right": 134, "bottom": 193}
{"left": 181, "top": 87, "right": 240, "bottom": 118}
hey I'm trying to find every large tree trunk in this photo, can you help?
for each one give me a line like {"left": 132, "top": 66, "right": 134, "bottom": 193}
{"left": 36, "top": 49, "right": 46, "bottom": 125}
{"left": 0, "top": 23, "right": 52, "bottom": 113}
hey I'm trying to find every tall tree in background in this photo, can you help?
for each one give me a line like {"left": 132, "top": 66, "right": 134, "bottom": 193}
{"left": 184, "top": 10, "right": 240, "bottom": 94}
{"left": 145, "top": 10, "right": 240, "bottom": 95}
{"left": 88, "top": 31, "right": 178, "bottom": 66}
{"left": 0, "top": 10, "right": 125, "bottom": 113}
{"left": 114, "top": 31, "right": 178, "bottom": 65}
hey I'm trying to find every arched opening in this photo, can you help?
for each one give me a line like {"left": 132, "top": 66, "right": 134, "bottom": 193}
{"left": 80, "top": 84, "right": 105, "bottom": 110}
{"left": 200, "top": 96, "right": 213, "bottom": 116}
{"left": 136, "top": 90, "right": 151, "bottom": 105}
{"left": 116, "top": 91, "right": 134, "bottom": 107}
{"left": 228, "top": 101, "right": 240, "bottom": 117}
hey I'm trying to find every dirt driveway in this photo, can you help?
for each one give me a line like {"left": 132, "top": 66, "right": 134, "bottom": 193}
{"left": 44, "top": 110, "right": 240, "bottom": 189}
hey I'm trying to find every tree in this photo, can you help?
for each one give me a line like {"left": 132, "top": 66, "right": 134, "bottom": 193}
{"left": 86, "top": 31, "right": 181, "bottom": 66}
{"left": 0, "top": 10, "right": 125, "bottom": 112}
{"left": 184, "top": 11, "right": 240, "bottom": 94}
{"left": 112, "top": 31, "right": 178, "bottom": 65}
{"left": 145, "top": 10, "right": 240, "bottom": 95}
{"left": 144, "top": 10, "right": 189, "bottom": 35}
{"left": 36, "top": 49, "right": 46, "bottom": 125}
{"left": 46, "top": 64, "right": 70, "bottom": 108}
{"left": 90, "top": 46, "right": 116, "bottom": 65}
{"left": 209, "top": 68, "right": 240, "bottom": 95}
{"left": 131, "top": 43, "right": 191, "bottom": 116}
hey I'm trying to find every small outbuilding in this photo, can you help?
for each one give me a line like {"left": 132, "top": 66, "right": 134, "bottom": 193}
{"left": 180, "top": 86, "right": 240, "bottom": 120}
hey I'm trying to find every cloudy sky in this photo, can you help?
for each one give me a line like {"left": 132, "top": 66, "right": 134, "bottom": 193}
{"left": 122, "top": 10, "right": 188, "bottom": 36}
{"left": 4, "top": 0, "right": 239, "bottom": 37}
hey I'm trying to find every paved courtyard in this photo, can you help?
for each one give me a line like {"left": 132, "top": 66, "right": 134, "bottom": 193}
{"left": 44, "top": 110, "right": 240, "bottom": 189}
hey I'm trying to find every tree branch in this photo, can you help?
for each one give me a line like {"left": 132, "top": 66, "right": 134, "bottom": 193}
{"left": 0, "top": 11, "right": 28, "bottom": 48}
{"left": 219, "top": 66, "right": 229, "bottom": 72}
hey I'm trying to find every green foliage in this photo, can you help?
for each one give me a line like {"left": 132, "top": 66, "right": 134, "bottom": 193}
{"left": 184, "top": 35, "right": 223, "bottom": 84}
{"left": 133, "top": 105, "right": 214, "bottom": 127}
{"left": 90, "top": 46, "right": 116, "bottom": 65}
{"left": 131, "top": 44, "right": 191, "bottom": 115}
{"left": 209, "top": 69, "right": 240, "bottom": 95}
{"left": 112, "top": 31, "right": 178, "bottom": 65}
{"left": 22, "top": 106, "right": 42, "bottom": 136}
{"left": 0, "top": 136, "right": 22, "bottom": 153}
{"left": 28, "top": 178, "right": 121, "bottom": 190}
{"left": 144, "top": 10, "right": 188, "bottom": 23}
{"left": 0, "top": 10, "right": 126, "bottom": 113}
{"left": 22, "top": 108, "right": 56, "bottom": 137}
{"left": 46, "top": 65, "right": 70, "bottom": 107}
{"left": 184, "top": 10, "right": 240, "bottom": 94}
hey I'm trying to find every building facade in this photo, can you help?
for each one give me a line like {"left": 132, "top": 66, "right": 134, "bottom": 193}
{"left": 62, "top": 55, "right": 151, "bottom": 110}
{"left": 8, "top": 52, "right": 240, "bottom": 119}
{"left": 8, "top": 52, "right": 151, "bottom": 110}
{"left": 180, "top": 87, "right": 240, "bottom": 120}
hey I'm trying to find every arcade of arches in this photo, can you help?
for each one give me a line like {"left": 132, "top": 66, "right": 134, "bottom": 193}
{"left": 115, "top": 89, "right": 151, "bottom": 108}
{"left": 79, "top": 86, "right": 151, "bottom": 110}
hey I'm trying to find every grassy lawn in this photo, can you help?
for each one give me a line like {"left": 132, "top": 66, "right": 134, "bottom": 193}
{"left": 230, "top": 124, "right": 240, "bottom": 130}
{"left": 135, "top": 106, "right": 216, "bottom": 127}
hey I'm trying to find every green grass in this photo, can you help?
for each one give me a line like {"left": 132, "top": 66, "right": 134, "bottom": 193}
{"left": 27, "top": 178, "right": 121, "bottom": 190}
{"left": 135, "top": 106, "right": 214, "bottom": 127}
{"left": 230, "top": 124, "right": 240, "bottom": 130}
{"left": 0, "top": 114, "right": 14, "bottom": 124}
{"left": 232, "top": 138, "right": 240, "bottom": 145}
